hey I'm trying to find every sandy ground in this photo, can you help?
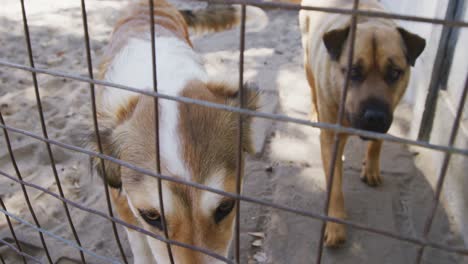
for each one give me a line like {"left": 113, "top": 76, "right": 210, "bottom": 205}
{"left": 0, "top": 0, "right": 467, "bottom": 263}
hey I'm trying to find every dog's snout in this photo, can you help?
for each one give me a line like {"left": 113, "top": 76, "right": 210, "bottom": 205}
{"left": 349, "top": 98, "right": 393, "bottom": 134}
{"left": 360, "top": 105, "right": 392, "bottom": 133}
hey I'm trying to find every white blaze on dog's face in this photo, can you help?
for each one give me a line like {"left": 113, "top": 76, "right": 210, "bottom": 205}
{"left": 94, "top": 81, "right": 258, "bottom": 263}
{"left": 123, "top": 168, "right": 237, "bottom": 264}
{"left": 323, "top": 21, "right": 425, "bottom": 134}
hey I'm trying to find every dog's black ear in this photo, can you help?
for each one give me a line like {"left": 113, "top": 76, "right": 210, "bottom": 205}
{"left": 323, "top": 27, "right": 350, "bottom": 61}
{"left": 397, "top": 27, "right": 426, "bottom": 66}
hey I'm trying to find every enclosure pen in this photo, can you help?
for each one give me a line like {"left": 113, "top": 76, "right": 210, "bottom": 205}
{"left": 0, "top": 0, "right": 467, "bottom": 263}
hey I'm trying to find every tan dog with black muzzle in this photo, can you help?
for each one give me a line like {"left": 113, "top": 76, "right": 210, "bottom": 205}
{"left": 299, "top": 0, "right": 426, "bottom": 247}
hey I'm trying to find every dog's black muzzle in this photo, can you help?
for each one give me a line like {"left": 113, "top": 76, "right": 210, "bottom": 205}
{"left": 348, "top": 98, "right": 393, "bottom": 140}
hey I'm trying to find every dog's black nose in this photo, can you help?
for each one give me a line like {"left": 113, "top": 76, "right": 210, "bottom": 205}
{"left": 364, "top": 109, "right": 385, "bottom": 125}
{"left": 361, "top": 109, "right": 390, "bottom": 133}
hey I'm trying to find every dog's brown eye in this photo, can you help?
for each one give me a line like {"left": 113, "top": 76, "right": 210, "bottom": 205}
{"left": 386, "top": 68, "right": 403, "bottom": 83}
{"left": 214, "top": 199, "right": 236, "bottom": 224}
{"left": 139, "top": 209, "right": 163, "bottom": 230}
{"left": 349, "top": 66, "right": 364, "bottom": 82}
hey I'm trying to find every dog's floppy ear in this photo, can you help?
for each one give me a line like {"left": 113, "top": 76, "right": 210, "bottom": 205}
{"left": 84, "top": 127, "right": 122, "bottom": 189}
{"left": 81, "top": 98, "right": 140, "bottom": 189}
{"left": 323, "top": 27, "right": 350, "bottom": 61}
{"left": 207, "top": 81, "right": 260, "bottom": 114}
{"left": 397, "top": 27, "right": 426, "bottom": 66}
{"left": 230, "top": 82, "right": 260, "bottom": 155}
{"left": 208, "top": 81, "right": 260, "bottom": 154}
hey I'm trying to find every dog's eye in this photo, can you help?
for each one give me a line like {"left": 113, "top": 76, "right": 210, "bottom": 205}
{"left": 349, "top": 66, "right": 364, "bottom": 82}
{"left": 214, "top": 199, "right": 236, "bottom": 224}
{"left": 139, "top": 209, "right": 163, "bottom": 230}
{"left": 386, "top": 68, "right": 403, "bottom": 83}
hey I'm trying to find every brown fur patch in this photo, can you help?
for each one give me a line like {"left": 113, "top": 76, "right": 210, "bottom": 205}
{"left": 179, "top": 80, "right": 258, "bottom": 183}
{"left": 115, "top": 96, "right": 140, "bottom": 124}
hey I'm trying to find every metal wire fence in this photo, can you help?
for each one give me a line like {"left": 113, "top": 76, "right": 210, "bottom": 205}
{"left": 0, "top": 0, "right": 467, "bottom": 263}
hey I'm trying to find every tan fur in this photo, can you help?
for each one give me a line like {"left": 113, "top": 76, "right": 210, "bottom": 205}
{"left": 180, "top": 6, "right": 240, "bottom": 33}
{"left": 361, "top": 139, "right": 383, "bottom": 186}
{"left": 179, "top": 80, "right": 258, "bottom": 182}
{"left": 299, "top": 0, "right": 425, "bottom": 247}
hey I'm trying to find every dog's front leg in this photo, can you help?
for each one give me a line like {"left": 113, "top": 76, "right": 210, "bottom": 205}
{"left": 320, "top": 131, "right": 348, "bottom": 247}
{"left": 361, "top": 139, "right": 383, "bottom": 186}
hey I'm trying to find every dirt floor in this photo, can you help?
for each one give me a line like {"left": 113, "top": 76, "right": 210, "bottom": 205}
{"left": 0, "top": 0, "right": 467, "bottom": 263}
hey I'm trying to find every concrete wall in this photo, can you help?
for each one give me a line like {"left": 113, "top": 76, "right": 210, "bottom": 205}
{"left": 381, "top": 0, "right": 468, "bottom": 245}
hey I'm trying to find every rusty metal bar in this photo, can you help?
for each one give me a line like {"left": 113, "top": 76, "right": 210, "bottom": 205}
{"left": 417, "top": 0, "right": 463, "bottom": 141}
{"left": 18, "top": 0, "right": 86, "bottom": 261}
{"left": 1, "top": 60, "right": 467, "bottom": 158}
{"left": 0, "top": 238, "right": 43, "bottom": 264}
{"left": 235, "top": 5, "right": 247, "bottom": 264}
{"left": 415, "top": 73, "right": 468, "bottom": 263}
{"left": 78, "top": 0, "right": 128, "bottom": 263}
{"left": 1, "top": 125, "right": 467, "bottom": 258}
{"left": 315, "top": 1, "right": 360, "bottom": 263}
{"left": 0, "top": 197, "right": 27, "bottom": 264}
{"left": 148, "top": 0, "right": 175, "bottom": 262}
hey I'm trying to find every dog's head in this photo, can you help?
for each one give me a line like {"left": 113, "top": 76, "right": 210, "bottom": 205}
{"left": 323, "top": 22, "right": 425, "bottom": 134}
{"left": 86, "top": 81, "right": 259, "bottom": 263}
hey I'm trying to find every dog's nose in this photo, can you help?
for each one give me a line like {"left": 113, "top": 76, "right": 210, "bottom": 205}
{"left": 364, "top": 109, "right": 385, "bottom": 125}
{"left": 362, "top": 109, "right": 389, "bottom": 133}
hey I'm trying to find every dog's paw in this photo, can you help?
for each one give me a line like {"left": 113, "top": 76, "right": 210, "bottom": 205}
{"left": 324, "top": 222, "right": 346, "bottom": 247}
{"left": 360, "top": 160, "right": 382, "bottom": 187}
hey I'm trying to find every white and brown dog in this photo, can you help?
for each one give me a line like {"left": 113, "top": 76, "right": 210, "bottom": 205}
{"left": 86, "top": 1, "right": 262, "bottom": 263}
{"left": 299, "top": 0, "right": 425, "bottom": 247}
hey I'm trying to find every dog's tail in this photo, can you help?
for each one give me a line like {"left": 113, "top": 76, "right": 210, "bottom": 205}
{"left": 180, "top": 4, "right": 268, "bottom": 33}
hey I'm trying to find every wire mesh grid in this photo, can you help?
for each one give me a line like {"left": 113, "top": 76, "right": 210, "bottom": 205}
{"left": 0, "top": 0, "right": 467, "bottom": 263}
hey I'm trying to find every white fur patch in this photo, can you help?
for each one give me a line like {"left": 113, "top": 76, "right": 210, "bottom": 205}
{"left": 127, "top": 178, "right": 175, "bottom": 217}
{"left": 126, "top": 229, "right": 156, "bottom": 264}
{"left": 200, "top": 168, "right": 227, "bottom": 216}
{"left": 102, "top": 36, "right": 207, "bottom": 180}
